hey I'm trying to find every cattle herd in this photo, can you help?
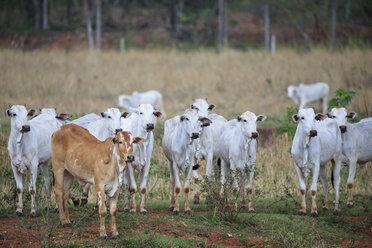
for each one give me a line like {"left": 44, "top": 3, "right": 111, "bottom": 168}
{"left": 5, "top": 85, "right": 372, "bottom": 240}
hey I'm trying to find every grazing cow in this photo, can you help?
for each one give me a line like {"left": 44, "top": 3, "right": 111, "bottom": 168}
{"left": 327, "top": 108, "right": 372, "bottom": 208}
{"left": 51, "top": 124, "right": 143, "bottom": 240}
{"left": 291, "top": 108, "right": 342, "bottom": 216}
{"left": 120, "top": 104, "right": 163, "bottom": 214}
{"left": 7, "top": 105, "right": 70, "bottom": 217}
{"left": 118, "top": 90, "right": 166, "bottom": 117}
{"left": 162, "top": 109, "right": 211, "bottom": 215}
{"left": 190, "top": 98, "right": 227, "bottom": 203}
{"left": 219, "top": 111, "right": 266, "bottom": 212}
{"left": 287, "top": 82, "right": 330, "bottom": 113}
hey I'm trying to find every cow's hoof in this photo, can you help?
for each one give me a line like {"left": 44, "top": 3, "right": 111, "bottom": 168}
{"left": 123, "top": 209, "right": 129, "bottom": 213}
{"left": 101, "top": 236, "right": 108, "bottom": 241}
{"left": 347, "top": 204, "right": 353, "bottom": 208}
{"left": 248, "top": 210, "right": 256, "bottom": 213}
{"left": 184, "top": 210, "right": 192, "bottom": 215}
{"left": 114, "top": 235, "right": 120, "bottom": 240}
{"left": 129, "top": 211, "right": 136, "bottom": 215}
{"left": 333, "top": 210, "right": 341, "bottom": 216}
{"left": 173, "top": 211, "right": 179, "bottom": 216}
{"left": 140, "top": 211, "right": 147, "bottom": 215}
{"left": 168, "top": 207, "right": 174, "bottom": 212}
{"left": 81, "top": 198, "right": 88, "bottom": 206}
{"left": 298, "top": 211, "right": 306, "bottom": 216}
{"left": 15, "top": 211, "right": 22, "bottom": 217}
{"left": 322, "top": 207, "right": 329, "bottom": 211}
{"left": 310, "top": 212, "right": 318, "bottom": 218}
{"left": 30, "top": 212, "right": 37, "bottom": 218}
{"left": 73, "top": 199, "right": 80, "bottom": 207}
{"left": 53, "top": 208, "right": 59, "bottom": 214}
{"left": 62, "top": 223, "right": 72, "bottom": 228}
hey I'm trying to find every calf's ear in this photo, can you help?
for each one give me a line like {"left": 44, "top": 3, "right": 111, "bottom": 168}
{"left": 56, "top": 113, "right": 71, "bottom": 120}
{"left": 292, "top": 114, "right": 300, "bottom": 122}
{"left": 257, "top": 115, "right": 267, "bottom": 122}
{"left": 121, "top": 112, "right": 131, "bottom": 118}
{"left": 112, "top": 137, "right": 118, "bottom": 143}
{"left": 27, "top": 108, "right": 38, "bottom": 117}
{"left": 346, "top": 112, "right": 357, "bottom": 119}
{"left": 208, "top": 104, "right": 216, "bottom": 111}
{"left": 133, "top": 137, "right": 144, "bottom": 144}
{"left": 153, "top": 111, "right": 163, "bottom": 118}
{"left": 315, "top": 113, "right": 327, "bottom": 121}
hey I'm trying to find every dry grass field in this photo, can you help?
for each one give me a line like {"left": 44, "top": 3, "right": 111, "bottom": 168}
{"left": 0, "top": 48, "right": 371, "bottom": 247}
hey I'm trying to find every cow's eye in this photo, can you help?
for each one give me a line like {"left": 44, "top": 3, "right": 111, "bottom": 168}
{"left": 301, "top": 117, "right": 304, "bottom": 120}
{"left": 108, "top": 116, "right": 112, "bottom": 119}
{"left": 186, "top": 118, "right": 189, "bottom": 121}
{"left": 243, "top": 120, "right": 247, "bottom": 122}
{"left": 140, "top": 112, "right": 143, "bottom": 115}
{"left": 12, "top": 113, "right": 17, "bottom": 117}
{"left": 195, "top": 107, "right": 199, "bottom": 111}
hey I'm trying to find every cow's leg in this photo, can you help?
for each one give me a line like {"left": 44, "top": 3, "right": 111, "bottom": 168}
{"left": 172, "top": 162, "right": 181, "bottom": 215}
{"left": 63, "top": 171, "right": 74, "bottom": 225}
{"left": 192, "top": 170, "right": 200, "bottom": 204}
{"left": 220, "top": 159, "right": 228, "bottom": 197}
{"left": 108, "top": 190, "right": 120, "bottom": 239}
{"left": 29, "top": 160, "right": 39, "bottom": 217}
{"left": 319, "top": 165, "right": 329, "bottom": 210}
{"left": 127, "top": 164, "right": 137, "bottom": 213}
{"left": 95, "top": 185, "right": 108, "bottom": 240}
{"left": 332, "top": 159, "right": 342, "bottom": 215}
{"left": 294, "top": 164, "right": 307, "bottom": 215}
{"left": 246, "top": 168, "right": 255, "bottom": 213}
{"left": 123, "top": 169, "right": 131, "bottom": 212}
{"left": 53, "top": 168, "right": 69, "bottom": 227}
{"left": 80, "top": 184, "right": 90, "bottom": 206}
{"left": 168, "top": 160, "right": 176, "bottom": 212}
{"left": 40, "top": 162, "right": 51, "bottom": 211}
{"left": 322, "top": 95, "right": 328, "bottom": 113}
{"left": 346, "top": 158, "right": 357, "bottom": 208}
{"left": 183, "top": 166, "right": 193, "bottom": 214}
{"left": 240, "top": 171, "right": 246, "bottom": 208}
{"left": 11, "top": 163, "right": 24, "bottom": 216}
{"left": 309, "top": 163, "right": 320, "bottom": 217}
{"left": 138, "top": 168, "right": 148, "bottom": 215}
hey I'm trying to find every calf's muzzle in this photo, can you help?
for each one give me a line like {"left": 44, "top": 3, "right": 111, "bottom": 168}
{"left": 309, "top": 130, "right": 317, "bottom": 137}
{"left": 126, "top": 155, "right": 135, "bottom": 162}
{"left": 21, "top": 125, "right": 30, "bottom": 133}
{"left": 339, "top": 125, "right": 347, "bottom": 133}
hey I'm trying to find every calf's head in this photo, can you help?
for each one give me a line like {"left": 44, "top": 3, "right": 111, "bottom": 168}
{"left": 190, "top": 98, "right": 216, "bottom": 118}
{"left": 327, "top": 108, "right": 357, "bottom": 133}
{"left": 112, "top": 131, "right": 144, "bottom": 165}
{"left": 180, "top": 109, "right": 211, "bottom": 140}
{"left": 292, "top": 108, "right": 327, "bottom": 137}
{"left": 236, "top": 111, "right": 266, "bottom": 139}
{"left": 7, "top": 105, "right": 38, "bottom": 133}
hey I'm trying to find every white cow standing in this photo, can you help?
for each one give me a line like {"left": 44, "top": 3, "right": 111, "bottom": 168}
{"left": 287, "top": 82, "right": 330, "bottom": 113}
{"left": 162, "top": 109, "right": 211, "bottom": 215}
{"left": 118, "top": 90, "right": 166, "bottom": 117}
{"left": 190, "top": 98, "right": 227, "bottom": 203}
{"left": 328, "top": 108, "right": 372, "bottom": 208}
{"left": 219, "top": 111, "right": 266, "bottom": 212}
{"left": 120, "top": 104, "right": 163, "bottom": 214}
{"left": 7, "top": 105, "right": 70, "bottom": 216}
{"left": 291, "top": 108, "right": 342, "bottom": 217}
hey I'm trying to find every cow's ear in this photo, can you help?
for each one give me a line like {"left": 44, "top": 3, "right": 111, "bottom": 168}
{"left": 315, "top": 113, "right": 327, "bottom": 121}
{"left": 101, "top": 112, "right": 107, "bottom": 118}
{"left": 121, "top": 112, "right": 131, "bottom": 118}
{"left": 326, "top": 112, "right": 333, "bottom": 118}
{"left": 208, "top": 104, "right": 216, "bottom": 111}
{"left": 190, "top": 104, "right": 195, "bottom": 109}
{"left": 199, "top": 117, "right": 212, "bottom": 126}
{"left": 133, "top": 137, "right": 144, "bottom": 144}
{"left": 257, "top": 115, "right": 267, "bottom": 122}
{"left": 237, "top": 115, "right": 242, "bottom": 122}
{"left": 27, "top": 108, "right": 38, "bottom": 117}
{"left": 292, "top": 114, "right": 300, "bottom": 122}
{"left": 180, "top": 115, "right": 186, "bottom": 122}
{"left": 6, "top": 109, "right": 11, "bottom": 116}
{"left": 56, "top": 113, "right": 71, "bottom": 120}
{"left": 153, "top": 111, "right": 163, "bottom": 118}
{"left": 346, "top": 112, "right": 357, "bottom": 119}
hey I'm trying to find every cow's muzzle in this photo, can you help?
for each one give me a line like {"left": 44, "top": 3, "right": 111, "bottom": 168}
{"left": 126, "top": 155, "right": 135, "bottom": 162}
{"left": 146, "top": 123, "right": 154, "bottom": 131}
{"left": 251, "top": 132, "right": 258, "bottom": 139}
{"left": 309, "top": 130, "right": 317, "bottom": 137}
{"left": 21, "top": 125, "right": 30, "bottom": 133}
{"left": 191, "top": 132, "right": 199, "bottom": 139}
{"left": 339, "top": 125, "right": 347, "bottom": 133}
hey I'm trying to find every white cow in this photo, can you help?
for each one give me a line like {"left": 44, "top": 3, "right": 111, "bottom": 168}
{"left": 120, "top": 104, "right": 163, "bottom": 214}
{"left": 162, "top": 109, "right": 211, "bottom": 215}
{"left": 219, "top": 111, "right": 266, "bottom": 212}
{"left": 70, "top": 108, "right": 125, "bottom": 206}
{"left": 7, "top": 105, "right": 70, "bottom": 216}
{"left": 327, "top": 108, "right": 372, "bottom": 208}
{"left": 291, "top": 108, "right": 342, "bottom": 217}
{"left": 118, "top": 90, "right": 165, "bottom": 117}
{"left": 287, "top": 82, "right": 330, "bottom": 113}
{"left": 190, "top": 98, "right": 227, "bottom": 203}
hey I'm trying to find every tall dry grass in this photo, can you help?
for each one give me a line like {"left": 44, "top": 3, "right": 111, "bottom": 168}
{"left": 0, "top": 48, "right": 371, "bottom": 206}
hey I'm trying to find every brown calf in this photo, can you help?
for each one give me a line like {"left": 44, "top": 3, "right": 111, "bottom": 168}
{"left": 51, "top": 124, "right": 142, "bottom": 240}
